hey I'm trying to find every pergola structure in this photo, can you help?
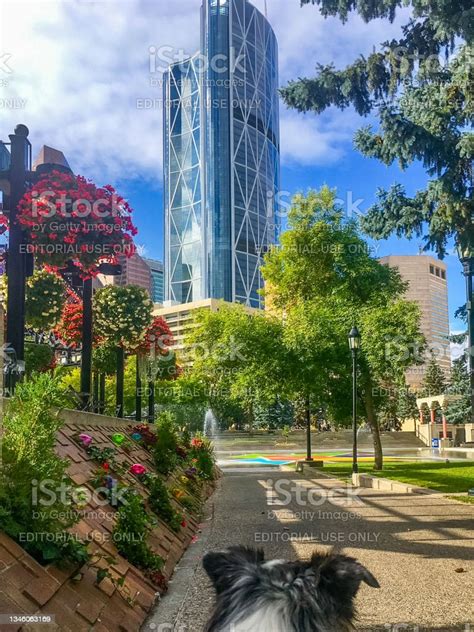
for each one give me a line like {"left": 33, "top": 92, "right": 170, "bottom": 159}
{"left": 416, "top": 394, "right": 461, "bottom": 440}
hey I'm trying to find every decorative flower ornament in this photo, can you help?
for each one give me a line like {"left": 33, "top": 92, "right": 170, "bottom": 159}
{"left": 129, "top": 463, "right": 147, "bottom": 476}
{"left": 131, "top": 432, "right": 142, "bottom": 441}
{"left": 111, "top": 433, "right": 126, "bottom": 446}
{"left": 79, "top": 433, "right": 93, "bottom": 447}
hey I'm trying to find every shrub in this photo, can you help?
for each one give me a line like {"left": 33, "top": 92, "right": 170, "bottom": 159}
{"left": 25, "top": 342, "right": 55, "bottom": 375}
{"left": 146, "top": 476, "right": 182, "bottom": 532}
{"left": 189, "top": 435, "right": 216, "bottom": 480}
{"left": 113, "top": 490, "right": 163, "bottom": 572}
{"left": 0, "top": 374, "right": 87, "bottom": 565}
{"left": 153, "top": 412, "right": 179, "bottom": 476}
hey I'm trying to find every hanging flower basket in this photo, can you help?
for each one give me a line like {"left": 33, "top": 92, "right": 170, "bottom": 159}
{"left": 54, "top": 287, "right": 83, "bottom": 349}
{"left": 18, "top": 171, "right": 137, "bottom": 277}
{"left": 1, "top": 268, "right": 66, "bottom": 332}
{"left": 93, "top": 285, "right": 153, "bottom": 349}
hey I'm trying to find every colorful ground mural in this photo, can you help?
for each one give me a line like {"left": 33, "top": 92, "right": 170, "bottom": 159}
{"left": 231, "top": 451, "right": 392, "bottom": 466}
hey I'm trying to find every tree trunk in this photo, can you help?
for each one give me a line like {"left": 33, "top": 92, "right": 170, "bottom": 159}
{"left": 363, "top": 375, "right": 383, "bottom": 470}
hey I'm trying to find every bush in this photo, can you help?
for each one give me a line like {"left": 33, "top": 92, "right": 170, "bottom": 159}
{"left": 153, "top": 412, "right": 179, "bottom": 476}
{"left": 113, "top": 490, "right": 163, "bottom": 572}
{"left": 146, "top": 476, "right": 181, "bottom": 532}
{"left": 25, "top": 342, "right": 55, "bottom": 376}
{"left": 0, "top": 374, "right": 86, "bottom": 565}
{"left": 189, "top": 435, "right": 216, "bottom": 480}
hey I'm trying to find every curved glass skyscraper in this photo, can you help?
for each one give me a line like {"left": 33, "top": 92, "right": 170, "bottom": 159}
{"left": 164, "top": 0, "right": 280, "bottom": 308}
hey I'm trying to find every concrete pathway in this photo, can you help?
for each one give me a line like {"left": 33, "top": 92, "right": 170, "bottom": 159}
{"left": 145, "top": 469, "right": 474, "bottom": 632}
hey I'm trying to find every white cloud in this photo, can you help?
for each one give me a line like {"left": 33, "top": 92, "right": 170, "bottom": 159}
{"left": 0, "top": 0, "right": 408, "bottom": 184}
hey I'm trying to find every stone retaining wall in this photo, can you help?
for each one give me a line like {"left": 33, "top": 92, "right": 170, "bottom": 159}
{"left": 0, "top": 409, "right": 216, "bottom": 631}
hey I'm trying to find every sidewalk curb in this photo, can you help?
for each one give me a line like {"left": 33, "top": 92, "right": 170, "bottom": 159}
{"left": 142, "top": 481, "right": 219, "bottom": 631}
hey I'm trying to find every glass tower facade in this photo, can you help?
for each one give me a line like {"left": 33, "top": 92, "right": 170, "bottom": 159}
{"left": 164, "top": 0, "right": 280, "bottom": 308}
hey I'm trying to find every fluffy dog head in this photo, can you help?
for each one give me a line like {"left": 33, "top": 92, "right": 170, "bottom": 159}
{"left": 203, "top": 546, "right": 379, "bottom": 632}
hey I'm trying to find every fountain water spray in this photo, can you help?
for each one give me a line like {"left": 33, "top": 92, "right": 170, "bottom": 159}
{"left": 204, "top": 409, "right": 218, "bottom": 438}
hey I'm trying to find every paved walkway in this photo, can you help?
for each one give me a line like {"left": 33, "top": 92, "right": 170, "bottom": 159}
{"left": 145, "top": 469, "right": 474, "bottom": 631}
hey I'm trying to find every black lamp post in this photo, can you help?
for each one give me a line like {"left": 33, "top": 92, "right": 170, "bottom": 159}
{"left": 135, "top": 354, "right": 142, "bottom": 422}
{"left": 0, "top": 125, "right": 32, "bottom": 395}
{"left": 137, "top": 334, "right": 159, "bottom": 424}
{"left": 458, "top": 243, "right": 474, "bottom": 423}
{"left": 348, "top": 326, "right": 361, "bottom": 474}
{"left": 116, "top": 346, "right": 125, "bottom": 418}
{"left": 305, "top": 394, "right": 313, "bottom": 463}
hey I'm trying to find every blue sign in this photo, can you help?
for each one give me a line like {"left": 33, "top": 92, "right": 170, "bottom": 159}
{"left": 431, "top": 438, "right": 440, "bottom": 449}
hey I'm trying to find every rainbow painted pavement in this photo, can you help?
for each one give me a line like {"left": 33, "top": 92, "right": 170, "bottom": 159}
{"left": 231, "top": 451, "right": 402, "bottom": 466}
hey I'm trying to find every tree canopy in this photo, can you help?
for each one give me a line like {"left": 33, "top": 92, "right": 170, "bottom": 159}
{"left": 282, "top": 2, "right": 473, "bottom": 258}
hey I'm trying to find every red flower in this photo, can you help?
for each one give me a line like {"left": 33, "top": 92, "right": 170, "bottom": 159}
{"left": 17, "top": 171, "right": 138, "bottom": 277}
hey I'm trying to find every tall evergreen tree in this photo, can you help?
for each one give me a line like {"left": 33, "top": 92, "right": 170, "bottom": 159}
{"left": 281, "top": 2, "right": 473, "bottom": 257}
{"left": 420, "top": 356, "right": 447, "bottom": 397}
{"left": 445, "top": 356, "right": 471, "bottom": 425}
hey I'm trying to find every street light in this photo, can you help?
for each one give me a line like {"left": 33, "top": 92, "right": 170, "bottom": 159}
{"left": 0, "top": 125, "right": 32, "bottom": 395}
{"left": 137, "top": 334, "right": 161, "bottom": 424}
{"left": 457, "top": 242, "right": 474, "bottom": 423}
{"left": 348, "top": 326, "right": 361, "bottom": 474}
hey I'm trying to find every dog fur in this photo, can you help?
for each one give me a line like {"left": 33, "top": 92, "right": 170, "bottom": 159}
{"left": 203, "top": 546, "right": 379, "bottom": 632}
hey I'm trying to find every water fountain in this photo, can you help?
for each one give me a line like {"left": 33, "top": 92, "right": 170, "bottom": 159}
{"left": 204, "top": 408, "right": 218, "bottom": 438}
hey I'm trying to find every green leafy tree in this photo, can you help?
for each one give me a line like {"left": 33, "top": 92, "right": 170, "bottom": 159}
{"left": 155, "top": 373, "right": 208, "bottom": 432}
{"left": 262, "top": 188, "right": 425, "bottom": 469}
{"left": 24, "top": 342, "right": 55, "bottom": 375}
{"left": 188, "top": 305, "right": 290, "bottom": 430}
{"left": 281, "top": 2, "right": 473, "bottom": 258}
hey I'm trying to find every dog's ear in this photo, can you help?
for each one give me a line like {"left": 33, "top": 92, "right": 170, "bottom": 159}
{"left": 312, "top": 552, "right": 379, "bottom": 599}
{"left": 203, "top": 547, "right": 264, "bottom": 594}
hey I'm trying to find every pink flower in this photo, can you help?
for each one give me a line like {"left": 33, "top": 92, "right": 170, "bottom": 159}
{"left": 79, "top": 433, "right": 92, "bottom": 447}
{"left": 129, "top": 463, "right": 147, "bottom": 476}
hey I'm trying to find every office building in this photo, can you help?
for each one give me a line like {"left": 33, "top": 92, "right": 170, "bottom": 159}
{"left": 380, "top": 255, "right": 450, "bottom": 388}
{"left": 98, "top": 253, "right": 152, "bottom": 296}
{"left": 144, "top": 258, "right": 164, "bottom": 304}
{"left": 163, "top": 0, "right": 280, "bottom": 309}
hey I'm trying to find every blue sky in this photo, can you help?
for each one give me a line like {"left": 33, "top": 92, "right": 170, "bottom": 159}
{"left": 0, "top": 0, "right": 466, "bottom": 330}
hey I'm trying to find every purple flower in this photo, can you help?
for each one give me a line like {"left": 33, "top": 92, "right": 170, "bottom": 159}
{"left": 79, "top": 433, "right": 92, "bottom": 447}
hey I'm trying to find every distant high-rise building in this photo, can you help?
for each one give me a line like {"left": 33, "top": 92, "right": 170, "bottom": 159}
{"left": 380, "top": 255, "right": 450, "bottom": 388}
{"left": 144, "top": 258, "right": 164, "bottom": 304}
{"left": 99, "top": 253, "right": 152, "bottom": 296}
{"left": 32, "top": 145, "right": 70, "bottom": 171}
{"left": 163, "top": 0, "right": 280, "bottom": 309}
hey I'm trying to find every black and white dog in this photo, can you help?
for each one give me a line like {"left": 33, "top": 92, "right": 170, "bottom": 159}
{"left": 203, "top": 547, "right": 379, "bottom": 632}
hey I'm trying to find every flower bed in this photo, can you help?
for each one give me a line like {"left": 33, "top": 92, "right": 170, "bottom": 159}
{"left": 0, "top": 383, "right": 217, "bottom": 631}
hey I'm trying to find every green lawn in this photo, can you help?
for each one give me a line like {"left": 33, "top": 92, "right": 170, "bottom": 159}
{"left": 322, "top": 461, "right": 474, "bottom": 494}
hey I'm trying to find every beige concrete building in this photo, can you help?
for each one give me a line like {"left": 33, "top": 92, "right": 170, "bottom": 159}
{"left": 380, "top": 255, "right": 450, "bottom": 389}
{"left": 153, "top": 299, "right": 260, "bottom": 366}
{"left": 98, "top": 253, "right": 152, "bottom": 296}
